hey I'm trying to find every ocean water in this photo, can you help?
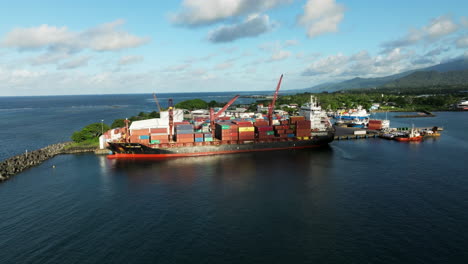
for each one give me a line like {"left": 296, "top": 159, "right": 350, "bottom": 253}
{"left": 1, "top": 94, "right": 468, "bottom": 263}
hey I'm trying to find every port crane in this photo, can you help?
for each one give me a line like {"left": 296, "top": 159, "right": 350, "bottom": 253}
{"left": 209, "top": 95, "right": 240, "bottom": 136}
{"left": 267, "top": 74, "right": 283, "bottom": 126}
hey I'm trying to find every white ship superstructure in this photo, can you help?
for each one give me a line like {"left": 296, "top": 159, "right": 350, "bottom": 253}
{"left": 299, "top": 96, "right": 333, "bottom": 131}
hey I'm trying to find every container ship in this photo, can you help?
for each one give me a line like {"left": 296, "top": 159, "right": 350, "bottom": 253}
{"left": 105, "top": 76, "right": 335, "bottom": 159}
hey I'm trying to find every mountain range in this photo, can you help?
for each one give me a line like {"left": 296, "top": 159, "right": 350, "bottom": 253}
{"left": 306, "top": 57, "right": 468, "bottom": 92}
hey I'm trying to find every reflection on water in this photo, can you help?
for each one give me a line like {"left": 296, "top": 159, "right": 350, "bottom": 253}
{"left": 108, "top": 147, "right": 335, "bottom": 189}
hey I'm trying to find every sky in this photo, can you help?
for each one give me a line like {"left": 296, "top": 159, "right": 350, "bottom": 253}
{"left": 0, "top": 0, "right": 467, "bottom": 96}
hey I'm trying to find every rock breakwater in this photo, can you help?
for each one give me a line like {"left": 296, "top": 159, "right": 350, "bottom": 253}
{"left": 0, "top": 142, "right": 96, "bottom": 183}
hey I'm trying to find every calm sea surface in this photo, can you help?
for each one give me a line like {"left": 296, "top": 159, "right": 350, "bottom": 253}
{"left": 1, "top": 94, "right": 468, "bottom": 263}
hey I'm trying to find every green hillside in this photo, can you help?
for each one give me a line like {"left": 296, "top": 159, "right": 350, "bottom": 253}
{"left": 382, "top": 70, "right": 468, "bottom": 88}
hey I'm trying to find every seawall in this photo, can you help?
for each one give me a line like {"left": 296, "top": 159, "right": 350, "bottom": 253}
{"left": 0, "top": 142, "right": 97, "bottom": 183}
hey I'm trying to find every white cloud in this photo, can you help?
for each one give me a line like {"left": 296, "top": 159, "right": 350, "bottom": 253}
{"left": 298, "top": 0, "right": 345, "bottom": 38}
{"left": 302, "top": 52, "right": 348, "bottom": 75}
{"left": 208, "top": 14, "right": 274, "bottom": 43}
{"left": 163, "top": 63, "right": 191, "bottom": 72}
{"left": 85, "top": 20, "right": 150, "bottom": 51}
{"left": 119, "top": 55, "right": 143, "bottom": 65}
{"left": 57, "top": 56, "right": 90, "bottom": 70}
{"left": 456, "top": 35, "right": 468, "bottom": 48}
{"left": 425, "top": 15, "right": 458, "bottom": 39}
{"left": 462, "top": 17, "right": 468, "bottom": 27}
{"left": 381, "top": 15, "right": 461, "bottom": 50}
{"left": 0, "top": 65, "right": 159, "bottom": 95}
{"left": 1, "top": 20, "right": 150, "bottom": 53}
{"left": 302, "top": 48, "right": 416, "bottom": 78}
{"left": 171, "top": 0, "right": 291, "bottom": 26}
{"left": 214, "top": 62, "right": 233, "bottom": 70}
{"left": 269, "top": 50, "right": 291, "bottom": 61}
{"left": 1, "top": 24, "right": 75, "bottom": 50}
{"left": 284, "top": 39, "right": 299, "bottom": 47}
{"left": 30, "top": 51, "right": 70, "bottom": 65}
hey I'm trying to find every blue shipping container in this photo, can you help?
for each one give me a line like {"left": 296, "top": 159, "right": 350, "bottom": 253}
{"left": 139, "top": 135, "right": 150, "bottom": 139}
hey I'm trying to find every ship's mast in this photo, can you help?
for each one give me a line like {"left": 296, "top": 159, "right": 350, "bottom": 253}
{"left": 168, "top": 99, "right": 174, "bottom": 142}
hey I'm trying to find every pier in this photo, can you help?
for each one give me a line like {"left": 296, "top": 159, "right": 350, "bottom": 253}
{"left": 332, "top": 125, "right": 443, "bottom": 141}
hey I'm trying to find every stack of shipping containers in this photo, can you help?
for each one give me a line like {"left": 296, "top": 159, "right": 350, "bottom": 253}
{"left": 368, "top": 120, "right": 383, "bottom": 130}
{"left": 130, "top": 129, "right": 150, "bottom": 144}
{"left": 150, "top": 128, "right": 169, "bottom": 144}
{"left": 194, "top": 133, "right": 204, "bottom": 143}
{"left": 215, "top": 122, "right": 239, "bottom": 140}
{"left": 295, "top": 119, "right": 312, "bottom": 139}
{"left": 255, "top": 125, "right": 275, "bottom": 139}
{"left": 175, "top": 123, "right": 195, "bottom": 143}
{"left": 235, "top": 121, "right": 255, "bottom": 140}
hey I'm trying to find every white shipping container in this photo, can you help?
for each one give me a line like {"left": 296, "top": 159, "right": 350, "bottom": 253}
{"left": 354, "top": 130, "right": 367, "bottom": 135}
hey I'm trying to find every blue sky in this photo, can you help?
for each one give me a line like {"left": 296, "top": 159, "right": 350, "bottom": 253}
{"left": 0, "top": 0, "right": 467, "bottom": 96}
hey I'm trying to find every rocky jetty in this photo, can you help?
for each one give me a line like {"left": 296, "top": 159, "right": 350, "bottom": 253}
{"left": 0, "top": 142, "right": 96, "bottom": 183}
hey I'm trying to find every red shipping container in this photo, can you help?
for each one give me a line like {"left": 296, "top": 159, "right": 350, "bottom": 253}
{"left": 176, "top": 134, "right": 194, "bottom": 139}
{"left": 368, "top": 124, "right": 382, "bottom": 130}
{"left": 139, "top": 139, "right": 149, "bottom": 145}
{"left": 129, "top": 135, "right": 140, "bottom": 143}
{"left": 296, "top": 120, "right": 311, "bottom": 128}
{"left": 176, "top": 137, "right": 194, "bottom": 143}
{"left": 296, "top": 129, "right": 311, "bottom": 137}
{"left": 131, "top": 129, "right": 149, "bottom": 136}
{"left": 174, "top": 121, "right": 190, "bottom": 125}
{"left": 290, "top": 116, "right": 305, "bottom": 123}
{"left": 150, "top": 128, "right": 168, "bottom": 133}
{"left": 280, "top": 120, "right": 289, "bottom": 125}
{"left": 256, "top": 126, "right": 273, "bottom": 132}
{"left": 233, "top": 121, "right": 252, "bottom": 125}
{"left": 194, "top": 133, "right": 204, "bottom": 138}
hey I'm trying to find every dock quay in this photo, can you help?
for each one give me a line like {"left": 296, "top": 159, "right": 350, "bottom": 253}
{"left": 333, "top": 126, "right": 379, "bottom": 140}
{"left": 332, "top": 125, "right": 442, "bottom": 141}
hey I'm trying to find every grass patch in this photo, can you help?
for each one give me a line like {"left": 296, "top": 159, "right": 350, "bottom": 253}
{"left": 64, "top": 139, "right": 99, "bottom": 150}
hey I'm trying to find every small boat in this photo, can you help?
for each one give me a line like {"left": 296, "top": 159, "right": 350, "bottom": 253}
{"left": 394, "top": 127, "right": 423, "bottom": 142}
{"left": 379, "top": 133, "right": 395, "bottom": 140}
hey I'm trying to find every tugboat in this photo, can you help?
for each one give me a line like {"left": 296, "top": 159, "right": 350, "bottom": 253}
{"left": 394, "top": 126, "right": 423, "bottom": 142}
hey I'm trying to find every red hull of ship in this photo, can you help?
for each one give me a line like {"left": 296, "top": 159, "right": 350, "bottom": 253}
{"left": 394, "top": 136, "right": 423, "bottom": 142}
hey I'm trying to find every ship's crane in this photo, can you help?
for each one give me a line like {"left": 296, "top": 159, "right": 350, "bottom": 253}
{"left": 153, "top": 92, "right": 162, "bottom": 112}
{"left": 267, "top": 74, "right": 284, "bottom": 126}
{"left": 168, "top": 99, "right": 174, "bottom": 141}
{"left": 210, "top": 95, "right": 240, "bottom": 136}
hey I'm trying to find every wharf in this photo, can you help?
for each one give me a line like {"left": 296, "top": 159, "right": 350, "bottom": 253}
{"left": 333, "top": 126, "right": 379, "bottom": 140}
{"left": 333, "top": 125, "right": 443, "bottom": 141}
